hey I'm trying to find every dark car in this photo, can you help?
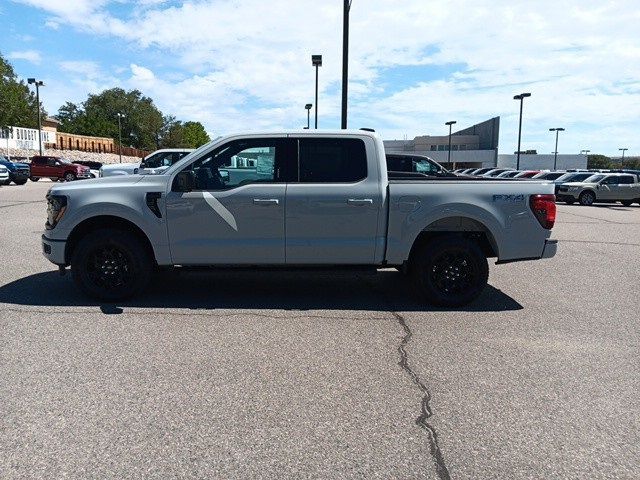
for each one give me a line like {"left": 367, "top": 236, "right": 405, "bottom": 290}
{"left": 385, "top": 153, "right": 455, "bottom": 177}
{"left": 0, "top": 155, "right": 30, "bottom": 185}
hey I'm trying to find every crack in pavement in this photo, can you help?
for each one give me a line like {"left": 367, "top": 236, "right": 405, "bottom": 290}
{"left": 0, "top": 200, "right": 44, "bottom": 209}
{"left": 360, "top": 274, "right": 451, "bottom": 479}
{"left": 394, "top": 311, "right": 451, "bottom": 480}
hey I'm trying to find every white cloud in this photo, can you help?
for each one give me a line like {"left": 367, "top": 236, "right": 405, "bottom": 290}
{"left": 16, "top": 0, "right": 640, "bottom": 155}
{"left": 8, "top": 49, "right": 42, "bottom": 64}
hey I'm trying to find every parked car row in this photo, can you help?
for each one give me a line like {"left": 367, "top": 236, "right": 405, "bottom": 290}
{"left": 452, "top": 167, "right": 640, "bottom": 206}
{"left": 0, "top": 149, "right": 195, "bottom": 186}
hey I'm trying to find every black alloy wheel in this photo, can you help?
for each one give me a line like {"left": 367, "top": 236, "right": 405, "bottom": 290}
{"left": 72, "top": 229, "right": 152, "bottom": 301}
{"left": 411, "top": 235, "right": 489, "bottom": 307}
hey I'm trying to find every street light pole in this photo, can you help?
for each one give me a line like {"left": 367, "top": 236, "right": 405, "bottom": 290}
{"left": 117, "top": 113, "right": 125, "bottom": 163}
{"left": 27, "top": 78, "right": 45, "bottom": 156}
{"left": 305, "top": 104, "right": 312, "bottom": 129}
{"left": 341, "top": 0, "right": 352, "bottom": 129}
{"left": 513, "top": 92, "right": 531, "bottom": 170}
{"left": 619, "top": 148, "right": 628, "bottom": 168}
{"left": 312, "top": 55, "right": 322, "bottom": 129}
{"left": 445, "top": 120, "right": 457, "bottom": 168}
{"left": 549, "top": 127, "right": 565, "bottom": 170}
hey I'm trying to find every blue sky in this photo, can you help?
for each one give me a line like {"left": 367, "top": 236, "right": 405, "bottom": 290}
{"left": 2, "top": 0, "right": 639, "bottom": 156}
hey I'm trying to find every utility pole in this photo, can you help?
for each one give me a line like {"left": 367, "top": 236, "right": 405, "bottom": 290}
{"left": 27, "top": 78, "right": 45, "bottom": 156}
{"left": 513, "top": 92, "right": 531, "bottom": 170}
{"left": 117, "top": 113, "right": 125, "bottom": 163}
{"left": 312, "top": 55, "right": 322, "bottom": 129}
{"left": 549, "top": 127, "right": 565, "bottom": 170}
{"left": 445, "top": 120, "right": 457, "bottom": 168}
{"left": 341, "top": 0, "right": 352, "bottom": 129}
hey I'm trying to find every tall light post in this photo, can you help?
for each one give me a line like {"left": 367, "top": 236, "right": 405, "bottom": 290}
{"left": 312, "top": 55, "right": 322, "bottom": 129}
{"left": 619, "top": 148, "right": 628, "bottom": 167}
{"left": 341, "top": 0, "right": 352, "bottom": 129}
{"left": 513, "top": 92, "right": 531, "bottom": 170}
{"left": 445, "top": 120, "right": 457, "bottom": 168}
{"left": 27, "top": 78, "right": 45, "bottom": 156}
{"left": 580, "top": 149, "right": 590, "bottom": 155}
{"left": 549, "top": 127, "right": 565, "bottom": 170}
{"left": 304, "top": 104, "right": 312, "bottom": 129}
{"left": 116, "top": 113, "right": 125, "bottom": 163}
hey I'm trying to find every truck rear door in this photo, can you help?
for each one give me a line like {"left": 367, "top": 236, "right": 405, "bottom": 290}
{"left": 285, "top": 136, "right": 383, "bottom": 264}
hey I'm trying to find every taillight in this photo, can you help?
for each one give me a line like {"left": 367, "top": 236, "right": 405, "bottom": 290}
{"left": 529, "top": 194, "right": 556, "bottom": 229}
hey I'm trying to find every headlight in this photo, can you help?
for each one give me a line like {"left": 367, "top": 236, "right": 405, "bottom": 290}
{"left": 45, "top": 194, "right": 68, "bottom": 230}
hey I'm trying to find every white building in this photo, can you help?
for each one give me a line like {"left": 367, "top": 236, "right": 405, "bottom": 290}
{"left": 1, "top": 125, "right": 56, "bottom": 154}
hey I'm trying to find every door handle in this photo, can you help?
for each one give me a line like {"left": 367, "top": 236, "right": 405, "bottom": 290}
{"left": 253, "top": 198, "right": 279, "bottom": 205}
{"left": 347, "top": 198, "right": 373, "bottom": 205}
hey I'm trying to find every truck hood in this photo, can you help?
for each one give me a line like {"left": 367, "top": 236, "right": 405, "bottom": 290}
{"left": 5, "top": 162, "right": 30, "bottom": 170}
{"left": 562, "top": 181, "right": 598, "bottom": 187}
{"left": 101, "top": 162, "right": 140, "bottom": 171}
{"left": 49, "top": 174, "right": 146, "bottom": 194}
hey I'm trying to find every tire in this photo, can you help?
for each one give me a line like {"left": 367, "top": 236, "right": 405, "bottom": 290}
{"left": 71, "top": 229, "right": 153, "bottom": 301}
{"left": 410, "top": 235, "right": 489, "bottom": 307}
{"left": 1, "top": 180, "right": 10, "bottom": 186}
{"left": 14, "top": 179, "right": 27, "bottom": 186}
{"left": 64, "top": 172, "right": 76, "bottom": 182}
{"left": 621, "top": 200, "right": 633, "bottom": 207}
{"left": 50, "top": 178, "right": 59, "bottom": 182}
{"left": 30, "top": 176, "right": 39, "bottom": 182}
{"left": 565, "top": 199, "right": 575, "bottom": 205}
{"left": 579, "top": 191, "right": 595, "bottom": 206}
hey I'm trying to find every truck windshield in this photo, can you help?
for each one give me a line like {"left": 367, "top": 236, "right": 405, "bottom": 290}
{"left": 584, "top": 175, "right": 604, "bottom": 183}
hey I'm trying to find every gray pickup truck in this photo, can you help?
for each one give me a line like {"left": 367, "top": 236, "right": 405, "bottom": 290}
{"left": 42, "top": 130, "right": 557, "bottom": 306}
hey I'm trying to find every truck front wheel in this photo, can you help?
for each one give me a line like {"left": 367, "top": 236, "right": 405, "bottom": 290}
{"left": 410, "top": 236, "right": 488, "bottom": 307}
{"left": 71, "top": 229, "right": 153, "bottom": 301}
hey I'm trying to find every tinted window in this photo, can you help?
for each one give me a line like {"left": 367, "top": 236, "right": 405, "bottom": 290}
{"left": 601, "top": 176, "right": 618, "bottom": 185}
{"left": 298, "top": 138, "right": 367, "bottom": 183}
{"left": 619, "top": 176, "right": 634, "bottom": 184}
{"left": 184, "top": 139, "right": 283, "bottom": 191}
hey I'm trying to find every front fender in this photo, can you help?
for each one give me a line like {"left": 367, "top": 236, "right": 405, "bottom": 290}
{"left": 52, "top": 200, "right": 170, "bottom": 265}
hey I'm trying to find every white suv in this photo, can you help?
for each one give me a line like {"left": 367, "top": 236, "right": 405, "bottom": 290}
{"left": 99, "top": 149, "right": 194, "bottom": 177}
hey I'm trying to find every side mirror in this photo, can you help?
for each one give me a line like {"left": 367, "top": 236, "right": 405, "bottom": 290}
{"left": 173, "top": 170, "right": 196, "bottom": 192}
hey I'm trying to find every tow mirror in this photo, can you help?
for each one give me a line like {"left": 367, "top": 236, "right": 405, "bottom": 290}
{"left": 173, "top": 170, "right": 196, "bottom": 192}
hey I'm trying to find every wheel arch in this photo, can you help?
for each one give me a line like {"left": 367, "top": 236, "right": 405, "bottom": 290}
{"left": 407, "top": 216, "right": 499, "bottom": 265}
{"left": 65, "top": 215, "right": 156, "bottom": 265}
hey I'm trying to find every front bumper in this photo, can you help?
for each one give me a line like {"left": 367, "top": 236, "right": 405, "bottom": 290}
{"left": 541, "top": 239, "right": 558, "bottom": 259}
{"left": 42, "top": 235, "right": 67, "bottom": 265}
{"left": 10, "top": 171, "right": 29, "bottom": 181}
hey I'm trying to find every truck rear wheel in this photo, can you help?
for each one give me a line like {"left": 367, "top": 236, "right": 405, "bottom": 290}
{"left": 71, "top": 229, "right": 152, "bottom": 301}
{"left": 30, "top": 176, "right": 39, "bottom": 182}
{"left": 410, "top": 236, "right": 488, "bottom": 307}
{"left": 621, "top": 200, "right": 633, "bottom": 207}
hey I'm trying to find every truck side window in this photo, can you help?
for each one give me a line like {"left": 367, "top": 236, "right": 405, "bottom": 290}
{"left": 619, "top": 176, "right": 633, "bottom": 184}
{"left": 298, "top": 138, "right": 367, "bottom": 183}
{"left": 185, "top": 139, "right": 282, "bottom": 191}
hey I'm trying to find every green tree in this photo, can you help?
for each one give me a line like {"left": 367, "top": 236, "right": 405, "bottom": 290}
{"left": 159, "top": 115, "right": 184, "bottom": 148}
{"left": 587, "top": 154, "right": 613, "bottom": 169}
{"left": 56, "top": 88, "right": 164, "bottom": 150}
{"left": 182, "top": 121, "right": 210, "bottom": 148}
{"left": 0, "top": 52, "right": 47, "bottom": 129}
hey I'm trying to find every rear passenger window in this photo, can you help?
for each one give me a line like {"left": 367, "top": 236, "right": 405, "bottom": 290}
{"left": 619, "top": 176, "right": 634, "bottom": 184}
{"left": 298, "top": 138, "right": 367, "bottom": 183}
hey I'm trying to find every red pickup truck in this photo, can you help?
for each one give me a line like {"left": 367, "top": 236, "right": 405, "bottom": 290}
{"left": 30, "top": 156, "right": 91, "bottom": 182}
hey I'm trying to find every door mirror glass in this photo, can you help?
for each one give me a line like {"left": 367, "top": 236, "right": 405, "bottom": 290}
{"left": 173, "top": 170, "right": 196, "bottom": 192}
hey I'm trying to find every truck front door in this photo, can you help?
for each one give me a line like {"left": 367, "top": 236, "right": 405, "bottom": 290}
{"left": 165, "top": 137, "right": 291, "bottom": 265}
{"left": 285, "top": 137, "right": 382, "bottom": 264}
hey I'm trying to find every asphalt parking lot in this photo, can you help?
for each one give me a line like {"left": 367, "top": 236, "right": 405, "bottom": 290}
{"left": 1, "top": 181, "right": 638, "bottom": 479}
